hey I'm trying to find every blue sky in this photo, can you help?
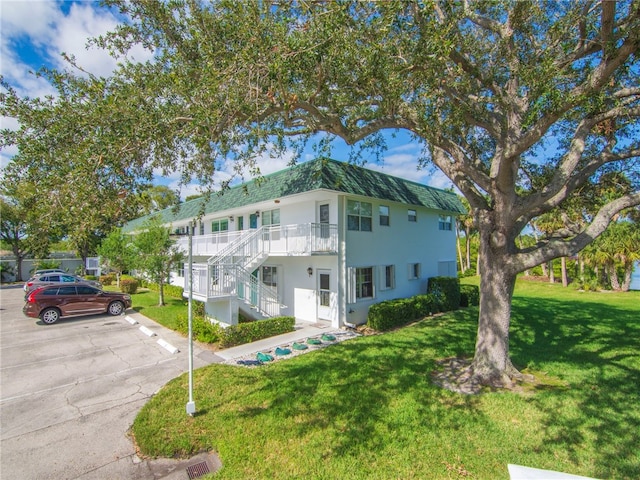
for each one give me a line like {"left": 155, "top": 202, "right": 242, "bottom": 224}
{"left": 0, "top": 0, "right": 451, "bottom": 199}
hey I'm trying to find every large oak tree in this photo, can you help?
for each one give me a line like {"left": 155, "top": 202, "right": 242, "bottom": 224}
{"left": 2, "top": 0, "right": 639, "bottom": 388}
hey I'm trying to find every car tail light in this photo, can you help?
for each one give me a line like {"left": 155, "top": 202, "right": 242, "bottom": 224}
{"left": 26, "top": 288, "right": 44, "bottom": 303}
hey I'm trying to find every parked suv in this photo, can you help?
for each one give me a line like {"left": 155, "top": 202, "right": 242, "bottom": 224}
{"left": 23, "top": 273, "right": 102, "bottom": 293}
{"left": 23, "top": 285, "right": 132, "bottom": 324}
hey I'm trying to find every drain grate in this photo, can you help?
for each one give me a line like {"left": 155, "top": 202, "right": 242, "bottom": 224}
{"left": 186, "top": 461, "right": 210, "bottom": 479}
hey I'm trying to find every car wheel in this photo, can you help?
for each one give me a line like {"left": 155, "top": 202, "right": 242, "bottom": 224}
{"left": 41, "top": 308, "right": 60, "bottom": 324}
{"left": 108, "top": 301, "right": 124, "bottom": 316}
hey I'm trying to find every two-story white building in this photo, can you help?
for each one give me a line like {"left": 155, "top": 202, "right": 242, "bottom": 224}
{"left": 123, "top": 158, "right": 465, "bottom": 328}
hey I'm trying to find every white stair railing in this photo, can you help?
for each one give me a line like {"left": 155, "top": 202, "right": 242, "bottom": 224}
{"left": 205, "top": 227, "right": 279, "bottom": 317}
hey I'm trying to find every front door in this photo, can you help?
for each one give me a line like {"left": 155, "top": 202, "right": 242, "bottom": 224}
{"left": 317, "top": 269, "right": 332, "bottom": 320}
{"left": 249, "top": 213, "right": 259, "bottom": 229}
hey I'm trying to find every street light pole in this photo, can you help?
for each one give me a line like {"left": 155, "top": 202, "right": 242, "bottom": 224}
{"left": 186, "top": 220, "right": 196, "bottom": 416}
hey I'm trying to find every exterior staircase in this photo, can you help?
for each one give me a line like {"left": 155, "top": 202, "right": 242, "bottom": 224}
{"left": 206, "top": 227, "right": 281, "bottom": 318}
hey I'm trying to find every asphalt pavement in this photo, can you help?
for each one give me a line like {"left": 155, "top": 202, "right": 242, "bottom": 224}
{"left": 0, "top": 285, "right": 222, "bottom": 480}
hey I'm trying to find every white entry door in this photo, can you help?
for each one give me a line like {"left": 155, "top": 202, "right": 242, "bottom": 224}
{"left": 317, "top": 269, "right": 332, "bottom": 320}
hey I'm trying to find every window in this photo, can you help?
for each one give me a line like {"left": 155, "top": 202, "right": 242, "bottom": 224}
{"left": 262, "top": 209, "right": 280, "bottom": 226}
{"left": 178, "top": 263, "right": 185, "bottom": 277}
{"left": 408, "top": 263, "right": 421, "bottom": 280}
{"left": 77, "top": 285, "right": 99, "bottom": 295}
{"left": 199, "top": 222, "right": 204, "bottom": 235}
{"left": 211, "top": 219, "right": 229, "bottom": 233}
{"left": 261, "top": 266, "right": 278, "bottom": 295}
{"left": 347, "top": 200, "right": 372, "bottom": 231}
{"left": 319, "top": 272, "right": 330, "bottom": 307}
{"left": 379, "top": 265, "right": 395, "bottom": 290}
{"left": 408, "top": 209, "right": 417, "bottom": 222}
{"left": 237, "top": 216, "right": 244, "bottom": 230}
{"left": 439, "top": 215, "right": 453, "bottom": 231}
{"left": 356, "top": 267, "right": 374, "bottom": 299}
{"left": 379, "top": 205, "right": 390, "bottom": 226}
{"left": 57, "top": 286, "right": 77, "bottom": 295}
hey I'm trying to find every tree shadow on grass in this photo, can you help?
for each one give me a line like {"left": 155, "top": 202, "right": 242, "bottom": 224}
{"left": 234, "top": 314, "right": 486, "bottom": 462}
{"left": 509, "top": 296, "right": 640, "bottom": 479}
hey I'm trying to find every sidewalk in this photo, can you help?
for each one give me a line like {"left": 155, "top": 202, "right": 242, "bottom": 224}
{"left": 216, "top": 320, "right": 359, "bottom": 364}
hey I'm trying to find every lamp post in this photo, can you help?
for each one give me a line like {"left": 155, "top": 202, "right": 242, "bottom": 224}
{"left": 186, "top": 220, "right": 196, "bottom": 416}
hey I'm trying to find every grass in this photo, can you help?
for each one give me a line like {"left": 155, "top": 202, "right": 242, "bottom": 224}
{"left": 109, "top": 287, "right": 187, "bottom": 331}
{"left": 131, "top": 279, "right": 640, "bottom": 479}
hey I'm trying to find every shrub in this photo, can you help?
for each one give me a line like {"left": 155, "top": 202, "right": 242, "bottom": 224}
{"left": 219, "top": 316, "right": 295, "bottom": 348}
{"left": 460, "top": 284, "right": 480, "bottom": 307}
{"left": 120, "top": 278, "right": 139, "bottom": 294}
{"left": 85, "top": 275, "right": 97, "bottom": 281}
{"left": 367, "top": 293, "right": 443, "bottom": 331}
{"left": 176, "top": 314, "right": 222, "bottom": 344}
{"left": 147, "top": 282, "right": 184, "bottom": 299}
{"left": 99, "top": 274, "right": 115, "bottom": 286}
{"left": 427, "top": 276, "right": 461, "bottom": 311}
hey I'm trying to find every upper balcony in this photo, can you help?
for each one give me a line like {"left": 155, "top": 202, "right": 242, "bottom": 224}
{"left": 175, "top": 223, "right": 338, "bottom": 258}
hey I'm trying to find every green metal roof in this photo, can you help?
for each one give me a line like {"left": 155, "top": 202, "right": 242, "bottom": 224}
{"left": 123, "top": 158, "right": 466, "bottom": 232}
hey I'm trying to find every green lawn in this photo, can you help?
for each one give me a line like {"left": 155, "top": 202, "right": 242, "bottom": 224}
{"left": 131, "top": 279, "right": 640, "bottom": 479}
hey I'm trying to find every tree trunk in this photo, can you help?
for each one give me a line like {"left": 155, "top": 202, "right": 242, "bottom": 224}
{"left": 561, "top": 257, "right": 568, "bottom": 287}
{"left": 15, "top": 255, "right": 24, "bottom": 282}
{"left": 621, "top": 265, "right": 632, "bottom": 292}
{"left": 541, "top": 261, "right": 548, "bottom": 277}
{"left": 608, "top": 263, "right": 621, "bottom": 291}
{"left": 549, "top": 260, "right": 555, "bottom": 283}
{"left": 158, "top": 280, "right": 165, "bottom": 306}
{"left": 470, "top": 233, "right": 520, "bottom": 387}
{"left": 457, "top": 233, "right": 465, "bottom": 273}
{"left": 465, "top": 232, "right": 471, "bottom": 272}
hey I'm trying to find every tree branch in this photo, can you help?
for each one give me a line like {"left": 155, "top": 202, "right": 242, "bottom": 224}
{"left": 514, "top": 191, "right": 640, "bottom": 271}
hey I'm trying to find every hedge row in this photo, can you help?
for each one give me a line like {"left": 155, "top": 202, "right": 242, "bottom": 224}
{"left": 460, "top": 284, "right": 480, "bottom": 308}
{"left": 367, "top": 294, "right": 443, "bottom": 331}
{"left": 219, "top": 316, "right": 296, "bottom": 348}
{"left": 427, "top": 276, "right": 461, "bottom": 312}
{"left": 146, "top": 282, "right": 185, "bottom": 299}
{"left": 367, "top": 278, "right": 480, "bottom": 332}
{"left": 176, "top": 314, "right": 222, "bottom": 344}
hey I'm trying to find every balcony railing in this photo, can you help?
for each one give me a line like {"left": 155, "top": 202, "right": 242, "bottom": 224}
{"left": 176, "top": 223, "right": 337, "bottom": 257}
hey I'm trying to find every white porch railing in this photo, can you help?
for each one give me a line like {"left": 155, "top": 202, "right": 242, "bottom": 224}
{"left": 175, "top": 231, "right": 246, "bottom": 257}
{"left": 177, "top": 223, "right": 338, "bottom": 258}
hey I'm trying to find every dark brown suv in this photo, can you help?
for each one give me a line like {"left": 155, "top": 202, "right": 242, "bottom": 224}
{"left": 23, "top": 285, "right": 132, "bottom": 324}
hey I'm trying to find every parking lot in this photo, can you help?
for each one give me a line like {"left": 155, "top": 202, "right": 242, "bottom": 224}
{"left": 0, "top": 286, "right": 221, "bottom": 479}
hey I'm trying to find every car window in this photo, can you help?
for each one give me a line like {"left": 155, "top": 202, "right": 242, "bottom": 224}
{"left": 41, "top": 288, "right": 59, "bottom": 296}
{"left": 57, "top": 286, "right": 77, "bottom": 295}
{"left": 61, "top": 275, "right": 76, "bottom": 283}
{"left": 77, "top": 286, "right": 99, "bottom": 295}
{"left": 47, "top": 275, "right": 60, "bottom": 282}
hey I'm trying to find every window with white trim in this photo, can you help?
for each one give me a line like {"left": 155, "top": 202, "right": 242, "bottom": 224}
{"left": 211, "top": 218, "right": 229, "bottom": 233}
{"left": 262, "top": 209, "right": 280, "bottom": 226}
{"left": 356, "top": 267, "right": 374, "bottom": 299}
{"left": 347, "top": 200, "right": 373, "bottom": 232}
{"left": 408, "top": 263, "right": 421, "bottom": 280}
{"left": 439, "top": 215, "right": 453, "bottom": 231}
{"left": 178, "top": 263, "right": 185, "bottom": 277}
{"left": 408, "top": 209, "right": 417, "bottom": 222}
{"left": 379, "top": 265, "right": 395, "bottom": 290}
{"left": 379, "top": 205, "right": 390, "bottom": 226}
